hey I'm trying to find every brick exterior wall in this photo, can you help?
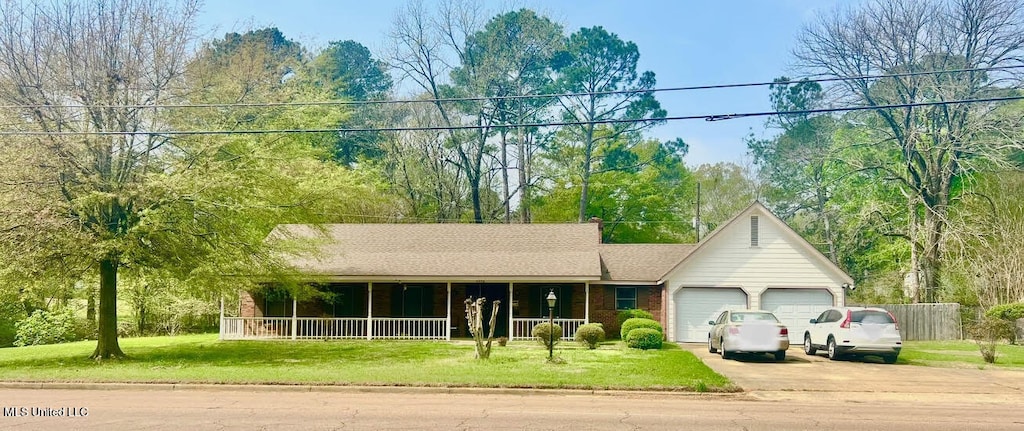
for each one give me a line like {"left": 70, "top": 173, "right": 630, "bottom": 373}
{"left": 586, "top": 284, "right": 665, "bottom": 338}
{"left": 239, "top": 290, "right": 257, "bottom": 317}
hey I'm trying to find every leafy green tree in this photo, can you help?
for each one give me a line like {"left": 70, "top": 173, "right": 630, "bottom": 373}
{"left": 535, "top": 136, "right": 693, "bottom": 243}
{"left": 309, "top": 40, "right": 393, "bottom": 164}
{"left": 455, "top": 9, "right": 563, "bottom": 222}
{"left": 749, "top": 77, "right": 846, "bottom": 262}
{"left": 554, "top": 26, "right": 666, "bottom": 222}
{"left": 795, "top": 0, "right": 1024, "bottom": 302}
{"left": 0, "top": 9, "right": 386, "bottom": 359}
{"left": 690, "top": 162, "right": 760, "bottom": 234}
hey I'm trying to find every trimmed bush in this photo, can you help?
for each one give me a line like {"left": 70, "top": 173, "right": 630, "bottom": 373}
{"left": 626, "top": 327, "right": 663, "bottom": 350}
{"left": 574, "top": 323, "right": 605, "bottom": 349}
{"left": 531, "top": 322, "right": 562, "bottom": 349}
{"left": 986, "top": 303, "right": 1024, "bottom": 321}
{"left": 616, "top": 309, "right": 654, "bottom": 328}
{"left": 14, "top": 308, "right": 78, "bottom": 347}
{"left": 620, "top": 317, "right": 663, "bottom": 340}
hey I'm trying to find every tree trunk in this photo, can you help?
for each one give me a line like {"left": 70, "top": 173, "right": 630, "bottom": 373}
{"left": 500, "top": 130, "right": 510, "bottom": 223}
{"left": 91, "top": 258, "right": 125, "bottom": 360}
{"left": 86, "top": 288, "right": 96, "bottom": 323}
{"left": 577, "top": 120, "right": 596, "bottom": 223}
{"left": 517, "top": 127, "right": 531, "bottom": 223}
{"left": 921, "top": 203, "right": 945, "bottom": 303}
{"left": 817, "top": 187, "right": 837, "bottom": 263}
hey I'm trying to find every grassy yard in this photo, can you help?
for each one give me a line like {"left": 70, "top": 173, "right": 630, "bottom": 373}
{"left": 0, "top": 335, "right": 734, "bottom": 391}
{"left": 900, "top": 341, "right": 1024, "bottom": 368}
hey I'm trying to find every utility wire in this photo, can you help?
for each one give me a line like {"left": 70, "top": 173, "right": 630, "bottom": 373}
{"left": 1, "top": 94, "right": 1021, "bottom": 136}
{"left": 1, "top": 65, "right": 1021, "bottom": 110}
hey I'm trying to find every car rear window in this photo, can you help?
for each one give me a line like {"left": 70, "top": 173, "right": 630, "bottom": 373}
{"left": 731, "top": 312, "right": 779, "bottom": 322}
{"left": 851, "top": 310, "right": 894, "bottom": 324}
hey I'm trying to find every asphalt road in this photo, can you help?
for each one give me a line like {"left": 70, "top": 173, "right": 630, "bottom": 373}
{"left": 2, "top": 386, "right": 1023, "bottom": 431}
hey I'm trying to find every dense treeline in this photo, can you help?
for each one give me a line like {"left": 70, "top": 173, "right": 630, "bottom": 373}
{"left": 0, "top": 0, "right": 1022, "bottom": 356}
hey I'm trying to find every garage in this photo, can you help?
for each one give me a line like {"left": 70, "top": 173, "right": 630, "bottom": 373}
{"left": 674, "top": 287, "right": 748, "bottom": 342}
{"left": 761, "top": 288, "right": 834, "bottom": 340}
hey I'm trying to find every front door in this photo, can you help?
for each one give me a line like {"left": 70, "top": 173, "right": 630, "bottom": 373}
{"left": 465, "top": 284, "right": 509, "bottom": 338}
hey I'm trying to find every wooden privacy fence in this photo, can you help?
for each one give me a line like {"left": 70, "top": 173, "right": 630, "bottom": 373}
{"left": 856, "top": 303, "right": 962, "bottom": 341}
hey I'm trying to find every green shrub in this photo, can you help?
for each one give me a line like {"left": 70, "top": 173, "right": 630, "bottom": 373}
{"left": 532, "top": 322, "right": 562, "bottom": 349}
{"left": 985, "top": 303, "right": 1024, "bottom": 321}
{"left": 14, "top": 308, "right": 78, "bottom": 347}
{"left": 970, "top": 317, "right": 1015, "bottom": 363}
{"left": 985, "top": 303, "right": 1024, "bottom": 344}
{"left": 616, "top": 309, "right": 654, "bottom": 328}
{"left": 620, "top": 317, "right": 662, "bottom": 340}
{"left": 626, "top": 327, "right": 663, "bottom": 350}
{"left": 574, "top": 323, "right": 605, "bottom": 349}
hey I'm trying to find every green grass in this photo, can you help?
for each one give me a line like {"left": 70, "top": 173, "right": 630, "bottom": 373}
{"left": 0, "top": 335, "right": 734, "bottom": 391}
{"left": 899, "top": 341, "right": 1024, "bottom": 368}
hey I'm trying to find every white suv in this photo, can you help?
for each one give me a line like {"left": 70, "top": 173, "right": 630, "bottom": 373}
{"left": 803, "top": 307, "right": 902, "bottom": 363}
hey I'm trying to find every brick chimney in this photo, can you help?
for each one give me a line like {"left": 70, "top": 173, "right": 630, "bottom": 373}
{"left": 589, "top": 216, "right": 604, "bottom": 243}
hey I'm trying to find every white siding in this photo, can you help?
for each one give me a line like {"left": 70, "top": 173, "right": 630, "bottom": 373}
{"left": 665, "top": 207, "right": 847, "bottom": 342}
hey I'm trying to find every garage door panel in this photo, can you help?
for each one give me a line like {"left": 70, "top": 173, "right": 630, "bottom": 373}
{"left": 761, "top": 289, "right": 833, "bottom": 339}
{"left": 673, "top": 288, "right": 747, "bottom": 342}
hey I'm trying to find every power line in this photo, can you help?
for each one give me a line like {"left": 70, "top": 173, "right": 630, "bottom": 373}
{"left": 1, "top": 65, "right": 1021, "bottom": 110}
{"left": 1, "top": 94, "right": 1021, "bottom": 136}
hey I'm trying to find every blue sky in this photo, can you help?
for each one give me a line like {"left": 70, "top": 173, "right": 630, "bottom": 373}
{"left": 198, "top": 0, "right": 846, "bottom": 166}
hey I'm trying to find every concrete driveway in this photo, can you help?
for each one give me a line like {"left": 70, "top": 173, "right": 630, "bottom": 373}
{"left": 682, "top": 343, "right": 1024, "bottom": 403}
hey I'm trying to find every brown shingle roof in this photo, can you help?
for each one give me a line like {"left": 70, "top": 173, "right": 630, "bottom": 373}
{"left": 598, "top": 244, "right": 696, "bottom": 282}
{"left": 272, "top": 224, "right": 603, "bottom": 279}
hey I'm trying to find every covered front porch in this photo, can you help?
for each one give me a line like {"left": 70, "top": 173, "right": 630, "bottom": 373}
{"left": 220, "top": 281, "right": 592, "bottom": 341}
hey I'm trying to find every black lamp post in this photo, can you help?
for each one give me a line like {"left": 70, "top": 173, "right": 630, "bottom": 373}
{"left": 546, "top": 289, "right": 557, "bottom": 360}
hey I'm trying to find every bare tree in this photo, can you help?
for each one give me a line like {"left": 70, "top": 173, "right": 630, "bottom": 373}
{"left": 464, "top": 297, "right": 500, "bottom": 359}
{"left": 387, "top": 0, "right": 494, "bottom": 223}
{"left": 381, "top": 101, "right": 467, "bottom": 221}
{"left": 795, "top": 0, "right": 1024, "bottom": 302}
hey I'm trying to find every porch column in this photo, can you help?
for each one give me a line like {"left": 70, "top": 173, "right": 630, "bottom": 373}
{"left": 367, "top": 282, "right": 374, "bottom": 340}
{"left": 446, "top": 282, "right": 452, "bottom": 341}
{"left": 218, "top": 297, "right": 225, "bottom": 340}
{"left": 508, "top": 282, "right": 514, "bottom": 340}
{"left": 291, "top": 298, "right": 297, "bottom": 340}
{"left": 584, "top": 282, "right": 590, "bottom": 323}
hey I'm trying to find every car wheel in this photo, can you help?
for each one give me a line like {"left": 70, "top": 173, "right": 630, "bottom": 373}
{"left": 803, "top": 334, "right": 817, "bottom": 356}
{"left": 708, "top": 336, "right": 718, "bottom": 353}
{"left": 883, "top": 354, "right": 898, "bottom": 364}
{"left": 826, "top": 337, "right": 840, "bottom": 361}
{"left": 774, "top": 350, "right": 786, "bottom": 361}
{"left": 720, "top": 338, "right": 732, "bottom": 360}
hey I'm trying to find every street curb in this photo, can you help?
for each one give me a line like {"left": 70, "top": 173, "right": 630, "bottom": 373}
{"left": 0, "top": 381, "right": 748, "bottom": 398}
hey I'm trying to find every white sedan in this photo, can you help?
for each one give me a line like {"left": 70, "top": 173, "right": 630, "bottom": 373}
{"left": 708, "top": 310, "right": 790, "bottom": 361}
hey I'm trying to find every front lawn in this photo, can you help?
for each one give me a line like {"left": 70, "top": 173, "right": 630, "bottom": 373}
{"left": 900, "top": 341, "right": 1024, "bottom": 368}
{"left": 0, "top": 335, "right": 733, "bottom": 391}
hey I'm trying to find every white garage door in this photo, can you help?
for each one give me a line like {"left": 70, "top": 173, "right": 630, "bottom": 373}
{"left": 673, "top": 288, "right": 748, "bottom": 342}
{"left": 761, "top": 289, "right": 834, "bottom": 340}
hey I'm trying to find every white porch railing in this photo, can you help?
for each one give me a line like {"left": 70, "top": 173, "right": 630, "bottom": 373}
{"left": 296, "top": 318, "right": 367, "bottom": 339}
{"left": 511, "top": 318, "right": 587, "bottom": 341}
{"left": 222, "top": 317, "right": 293, "bottom": 340}
{"left": 221, "top": 316, "right": 446, "bottom": 340}
{"left": 371, "top": 317, "right": 447, "bottom": 340}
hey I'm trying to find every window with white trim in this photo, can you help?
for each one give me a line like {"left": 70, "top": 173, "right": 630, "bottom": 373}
{"left": 615, "top": 287, "right": 637, "bottom": 310}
